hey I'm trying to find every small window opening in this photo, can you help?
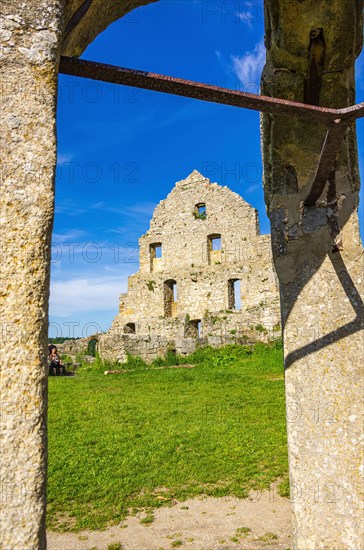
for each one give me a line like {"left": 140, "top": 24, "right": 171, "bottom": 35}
{"left": 207, "top": 234, "right": 222, "bottom": 264}
{"left": 228, "top": 279, "right": 241, "bottom": 310}
{"left": 150, "top": 243, "right": 162, "bottom": 272}
{"left": 194, "top": 203, "right": 206, "bottom": 219}
{"left": 185, "top": 319, "right": 202, "bottom": 338}
{"left": 164, "top": 279, "right": 177, "bottom": 317}
{"left": 124, "top": 322, "right": 136, "bottom": 334}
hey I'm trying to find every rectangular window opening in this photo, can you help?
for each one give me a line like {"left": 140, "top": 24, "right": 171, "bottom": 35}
{"left": 164, "top": 279, "right": 177, "bottom": 317}
{"left": 228, "top": 279, "right": 241, "bottom": 310}
{"left": 194, "top": 203, "right": 206, "bottom": 219}
{"left": 185, "top": 319, "right": 202, "bottom": 338}
{"left": 150, "top": 243, "right": 162, "bottom": 272}
{"left": 207, "top": 234, "right": 222, "bottom": 265}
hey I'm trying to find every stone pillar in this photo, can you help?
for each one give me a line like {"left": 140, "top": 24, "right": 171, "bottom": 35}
{"left": 0, "top": 2, "right": 65, "bottom": 548}
{"left": 261, "top": 1, "right": 363, "bottom": 548}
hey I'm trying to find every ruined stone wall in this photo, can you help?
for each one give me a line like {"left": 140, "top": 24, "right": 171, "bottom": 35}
{"left": 139, "top": 170, "right": 259, "bottom": 274}
{"left": 118, "top": 240, "right": 277, "bottom": 326}
{"left": 99, "top": 329, "right": 278, "bottom": 365}
{"left": 56, "top": 336, "right": 97, "bottom": 357}
{"left": 101, "top": 171, "right": 280, "bottom": 362}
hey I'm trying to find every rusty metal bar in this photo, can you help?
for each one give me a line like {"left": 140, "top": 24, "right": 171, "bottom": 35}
{"left": 59, "top": 56, "right": 364, "bottom": 208}
{"left": 59, "top": 56, "right": 364, "bottom": 124}
{"left": 334, "top": 103, "right": 364, "bottom": 121}
{"left": 304, "top": 120, "right": 350, "bottom": 206}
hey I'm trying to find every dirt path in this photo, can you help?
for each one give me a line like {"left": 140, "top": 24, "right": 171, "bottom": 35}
{"left": 47, "top": 486, "right": 292, "bottom": 550}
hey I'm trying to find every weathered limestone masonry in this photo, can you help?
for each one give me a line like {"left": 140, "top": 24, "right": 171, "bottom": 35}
{"left": 56, "top": 335, "right": 97, "bottom": 357}
{"left": 98, "top": 171, "right": 280, "bottom": 363}
{"left": 261, "top": 1, "right": 364, "bottom": 548}
{"left": 0, "top": 2, "right": 66, "bottom": 549}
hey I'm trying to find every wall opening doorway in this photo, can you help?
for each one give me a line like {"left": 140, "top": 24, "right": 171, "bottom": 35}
{"left": 48, "top": 0, "right": 291, "bottom": 543}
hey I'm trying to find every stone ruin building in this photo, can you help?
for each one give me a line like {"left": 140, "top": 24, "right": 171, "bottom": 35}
{"left": 98, "top": 171, "right": 280, "bottom": 362}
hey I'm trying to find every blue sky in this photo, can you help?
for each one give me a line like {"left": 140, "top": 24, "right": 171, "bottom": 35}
{"left": 50, "top": 0, "right": 364, "bottom": 338}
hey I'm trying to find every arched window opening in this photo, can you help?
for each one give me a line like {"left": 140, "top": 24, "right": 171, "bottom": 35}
{"left": 164, "top": 279, "right": 177, "bottom": 317}
{"left": 207, "top": 234, "right": 222, "bottom": 265}
{"left": 185, "top": 319, "right": 202, "bottom": 338}
{"left": 228, "top": 279, "right": 241, "bottom": 310}
{"left": 124, "top": 322, "right": 136, "bottom": 334}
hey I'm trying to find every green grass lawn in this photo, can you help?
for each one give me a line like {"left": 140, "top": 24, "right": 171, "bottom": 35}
{"left": 47, "top": 342, "right": 288, "bottom": 531}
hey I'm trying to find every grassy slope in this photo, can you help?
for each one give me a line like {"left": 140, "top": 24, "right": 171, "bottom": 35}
{"left": 47, "top": 343, "right": 287, "bottom": 531}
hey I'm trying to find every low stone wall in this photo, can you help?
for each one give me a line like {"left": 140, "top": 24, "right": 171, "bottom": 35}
{"left": 98, "top": 326, "right": 280, "bottom": 364}
{"left": 97, "top": 332, "right": 128, "bottom": 363}
{"left": 55, "top": 335, "right": 99, "bottom": 359}
{"left": 54, "top": 324, "right": 280, "bottom": 365}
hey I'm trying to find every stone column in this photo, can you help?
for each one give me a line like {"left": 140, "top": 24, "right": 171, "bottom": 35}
{"left": 0, "top": 2, "right": 65, "bottom": 548}
{"left": 261, "top": 1, "right": 363, "bottom": 548}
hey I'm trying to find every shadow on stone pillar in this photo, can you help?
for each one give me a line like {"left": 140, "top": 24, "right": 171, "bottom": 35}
{"left": 261, "top": 1, "right": 364, "bottom": 547}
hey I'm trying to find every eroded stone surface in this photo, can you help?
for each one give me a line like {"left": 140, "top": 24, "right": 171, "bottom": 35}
{"left": 0, "top": 2, "right": 66, "bottom": 548}
{"left": 61, "top": 0, "right": 159, "bottom": 57}
{"left": 261, "top": 1, "right": 364, "bottom": 548}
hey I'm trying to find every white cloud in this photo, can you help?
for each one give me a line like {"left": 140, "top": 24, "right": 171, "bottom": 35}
{"left": 125, "top": 203, "right": 157, "bottom": 216}
{"left": 92, "top": 201, "right": 156, "bottom": 218}
{"left": 231, "top": 38, "right": 266, "bottom": 88}
{"left": 237, "top": 8, "right": 254, "bottom": 28}
{"left": 237, "top": 11, "right": 252, "bottom": 26}
{"left": 52, "top": 229, "right": 87, "bottom": 242}
{"left": 56, "top": 153, "right": 74, "bottom": 165}
{"left": 215, "top": 49, "right": 230, "bottom": 78}
{"left": 49, "top": 275, "right": 127, "bottom": 317}
{"left": 246, "top": 183, "right": 260, "bottom": 194}
{"left": 237, "top": 1, "right": 263, "bottom": 28}
{"left": 55, "top": 199, "right": 87, "bottom": 217}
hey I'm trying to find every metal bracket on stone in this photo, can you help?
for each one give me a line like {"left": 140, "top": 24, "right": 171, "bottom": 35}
{"left": 303, "top": 119, "right": 351, "bottom": 207}
{"left": 326, "top": 171, "right": 345, "bottom": 253}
